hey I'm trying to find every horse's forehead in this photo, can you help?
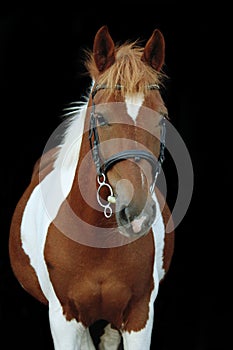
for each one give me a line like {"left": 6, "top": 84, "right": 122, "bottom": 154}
{"left": 93, "top": 89, "right": 165, "bottom": 124}
{"left": 95, "top": 93, "right": 152, "bottom": 121}
{"left": 123, "top": 93, "right": 164, "bottom": 123}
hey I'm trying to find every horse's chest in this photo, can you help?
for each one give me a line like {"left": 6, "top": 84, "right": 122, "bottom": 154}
{"left": 44, "top": 228, "right": 155, "bottom": 327}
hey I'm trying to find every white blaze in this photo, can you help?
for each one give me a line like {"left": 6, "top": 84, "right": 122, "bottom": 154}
{"left": 125, "top": 93, "right": 144, "bottom": 122}
{"left": 125, "top": 93, "right": 145, "bottom": 190}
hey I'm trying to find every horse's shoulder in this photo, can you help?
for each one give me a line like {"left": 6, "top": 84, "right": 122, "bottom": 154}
{"left": 155, "top": 186, "right": 175, "bottom": 275}
{"left": 155, "top": 187, "right": 173, "bottom": 231}
{"left": 31, "top": 146, "right": 60, "bottom": 182}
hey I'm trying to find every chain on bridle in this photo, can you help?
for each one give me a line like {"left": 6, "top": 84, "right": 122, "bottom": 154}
{"left": 88, "top": 84, "right": 166, "bottom": 217}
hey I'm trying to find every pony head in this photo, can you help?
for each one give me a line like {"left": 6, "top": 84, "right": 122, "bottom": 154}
{"left": 84, "top": 26, "right": 168, "bottom": 238}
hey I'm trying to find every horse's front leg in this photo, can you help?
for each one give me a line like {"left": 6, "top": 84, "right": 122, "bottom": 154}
{"left": 121, "top": 290, "right": 157, "bottom": 350}
{"left": 121, "top": 318, "right": 154, "bottom": 350}
{"left": 121, "top": 313, "right": 154, "bottom": 350}
{"left": 48, "top": 302, "right": 95, "bottom": 350}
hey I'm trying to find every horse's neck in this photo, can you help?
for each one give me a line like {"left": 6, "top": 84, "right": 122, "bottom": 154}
{"left": 62, "top": 135, "right": 126, "bottom": 246}
{"left": 66, "top": 129, "right": 96, "bottom": 214}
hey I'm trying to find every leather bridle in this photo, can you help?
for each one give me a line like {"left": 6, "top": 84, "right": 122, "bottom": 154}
{"left": 88, "top": 84, "right": 166, "bottom": 217}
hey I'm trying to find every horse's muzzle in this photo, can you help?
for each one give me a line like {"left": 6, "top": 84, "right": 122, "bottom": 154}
{"left": 116, "top": 199, "right": 156, "bottom": 238}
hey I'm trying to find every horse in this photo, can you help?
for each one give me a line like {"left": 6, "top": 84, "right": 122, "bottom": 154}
{"left": 9, "top": 25, "right": 175, "bottom": 349}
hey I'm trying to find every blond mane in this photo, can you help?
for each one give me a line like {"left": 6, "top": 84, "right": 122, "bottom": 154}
{"left": 84, "top": 41, "right": 166, "bottom": 98}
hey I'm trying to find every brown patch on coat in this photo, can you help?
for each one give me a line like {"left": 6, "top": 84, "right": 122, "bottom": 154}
{"left": 9, "top": 147, "right": 59, "bottom": 305}
{"left": 44, "top": 220, "right": 155, "bottom": 331}
{"left": 155, "top": 187, "right": 175, "bottom": 276}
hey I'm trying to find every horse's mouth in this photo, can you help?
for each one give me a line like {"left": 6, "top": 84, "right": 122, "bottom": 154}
{"left": 117, "top": 212, "right": 155, "bottom": 238}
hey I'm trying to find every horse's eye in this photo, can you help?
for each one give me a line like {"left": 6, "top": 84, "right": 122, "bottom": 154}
{"left": 148, "top": 84, "right": 160, "bottom": 90}
{"left": 97, "top": 114, "right": 108, "bottom": 126}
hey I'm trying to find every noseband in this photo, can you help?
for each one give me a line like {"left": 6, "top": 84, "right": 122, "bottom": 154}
{"left": 88, "top": 84, "right": 166, "bottom": 217}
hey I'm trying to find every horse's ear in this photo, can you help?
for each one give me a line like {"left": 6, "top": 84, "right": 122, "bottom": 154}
{"left": 141, "top": 29, "right": 165, "bottom": 71}
{"left": 93, "top": 25, "right": 115, "bottom": 72}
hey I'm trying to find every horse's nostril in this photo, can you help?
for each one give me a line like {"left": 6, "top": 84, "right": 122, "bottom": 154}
{"left": 119, "top": 206, "right": 130, "bottom": 224}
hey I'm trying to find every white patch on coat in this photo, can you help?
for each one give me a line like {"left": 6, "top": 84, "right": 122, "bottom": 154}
{"left": 125, "top": 93, "right": 144, "bottom": 122}
{"left": 49, "top": 303, "right": 96, "bottom": 349}
{"left": 152, "top": 191, "right": 166, "bottom": 281}
{"left": 21, "top": 105, "right": 87, "bottom": 297}
{"left": 54, "top": 106, "right": 87, "bottom": 171}
{"left": 20, "top": 104, "right": 92, "bottom": 349}
{"left": 99, "top": 324, "right": 121, "bottom": 350}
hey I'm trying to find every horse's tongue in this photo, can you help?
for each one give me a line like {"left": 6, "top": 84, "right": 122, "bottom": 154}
{"left": 131, "top": 216, "right": 146, "bottom": 233}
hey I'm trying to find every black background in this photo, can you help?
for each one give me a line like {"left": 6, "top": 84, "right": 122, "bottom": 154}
{"left": 0, "top": 2, "right": 231, "bottom": 349}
